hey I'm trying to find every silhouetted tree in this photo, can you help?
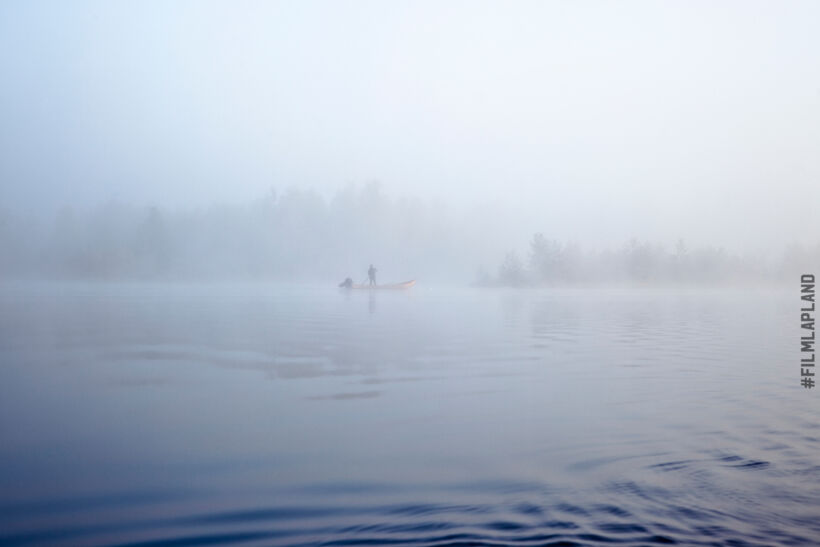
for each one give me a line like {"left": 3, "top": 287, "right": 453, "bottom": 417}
{"left": 529, "top": 233, "right": 563, "bottom": 283}
{"left": 498, "top": 251, "right": 526, "bottom": 286}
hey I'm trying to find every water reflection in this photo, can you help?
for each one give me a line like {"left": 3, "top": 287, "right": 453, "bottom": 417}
{"left": 0, "top": 283, "right": 815, "bottom": 546}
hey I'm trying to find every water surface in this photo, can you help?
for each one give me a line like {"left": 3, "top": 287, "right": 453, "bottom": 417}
{"left": 0, "top": 282, "right": 817, "bottom": 546}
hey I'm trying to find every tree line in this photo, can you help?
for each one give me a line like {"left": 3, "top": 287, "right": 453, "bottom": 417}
{"left": 1, "top": 184, "right": 816, "bottom": 284}
{"left": 484, "top": 233, "right": 819, "bottom": 286}
{"left": 0, "top": 183, "right": 483, "bottom": 282}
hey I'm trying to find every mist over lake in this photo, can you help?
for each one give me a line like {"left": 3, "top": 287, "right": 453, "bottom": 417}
{"left": 1, "top": 184, "right": 818, "bottom": 285}
{"left": 2, "top": 1, "right": 820, "bottom": 545}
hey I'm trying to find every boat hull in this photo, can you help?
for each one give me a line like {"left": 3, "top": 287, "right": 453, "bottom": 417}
{"left": 350, "top": 280, "right": 416, "bottom": 290}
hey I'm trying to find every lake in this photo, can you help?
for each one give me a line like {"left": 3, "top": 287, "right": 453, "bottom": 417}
{"left": 0, "top": 282, "right": 817, "bottom": 546}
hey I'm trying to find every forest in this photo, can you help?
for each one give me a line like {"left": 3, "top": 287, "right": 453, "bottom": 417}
{"left": 488, "top": 234, "right": 819, "bottom": 286}
{"left": 1, "top": 183, "right": 817, "bottom": 285}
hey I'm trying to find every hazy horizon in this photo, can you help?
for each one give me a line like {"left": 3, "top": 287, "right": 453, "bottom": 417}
{"left": 2, "top": 0, "right": 819, "bottom": 255}
{"left": 2, "top": 4, "right": 820, "bottom": 545}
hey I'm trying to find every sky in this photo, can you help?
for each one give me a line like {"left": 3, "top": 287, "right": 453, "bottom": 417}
{"left": 1, "top": 0, "right": 819, "bottom": 251}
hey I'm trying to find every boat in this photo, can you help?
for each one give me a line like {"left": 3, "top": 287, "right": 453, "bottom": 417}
{"left": 350, "top": 280, "right": 416, "bottom": 290}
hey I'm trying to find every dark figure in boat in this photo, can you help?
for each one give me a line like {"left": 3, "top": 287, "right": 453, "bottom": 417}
{"left": 338, "top": 277, "right": 416, "bottom": 289}
{"left": 368, "top": 264, "right": 377, "bottom": 286}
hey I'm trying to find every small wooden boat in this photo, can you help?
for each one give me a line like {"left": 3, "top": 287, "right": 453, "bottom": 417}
{"left": 350, "top": 280, "right": 416, "bottom": 290}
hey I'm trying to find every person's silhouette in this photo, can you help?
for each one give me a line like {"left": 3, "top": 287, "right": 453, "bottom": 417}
{"left": 368, "top": 264, "right": 377, "bottom": 286}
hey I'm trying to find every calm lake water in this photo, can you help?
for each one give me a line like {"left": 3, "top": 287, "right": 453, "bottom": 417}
{"left": 0, "top": 282, "right": 817, "bottom": 546}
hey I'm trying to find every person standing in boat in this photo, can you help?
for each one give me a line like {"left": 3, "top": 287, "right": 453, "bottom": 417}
{"left": 368, "top": 264, "right": 377, "bottom": 286}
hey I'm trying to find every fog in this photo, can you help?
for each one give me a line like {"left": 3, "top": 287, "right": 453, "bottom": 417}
{"left": 1, "top": 183, "right": 817, "bottom": 284}
{"left": 4, "top": 5, "right": 820, "bottom": 544}
{"left": 1, "top": 1, "right": 819, "bottom": 283}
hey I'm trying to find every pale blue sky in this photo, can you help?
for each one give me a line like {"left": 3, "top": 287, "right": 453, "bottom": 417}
{"left": 1, "top": 0, "right": 818, "bottom": 250}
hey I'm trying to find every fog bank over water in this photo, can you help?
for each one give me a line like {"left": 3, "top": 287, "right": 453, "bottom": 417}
{"left": 2, "top": 0, "right": 819, "bottom": 257}
{"left": 1, "top": 183, "right": 817, "bottom": 284}
{"left": 3, "top": 4, "right": 820, "bottom": 544}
